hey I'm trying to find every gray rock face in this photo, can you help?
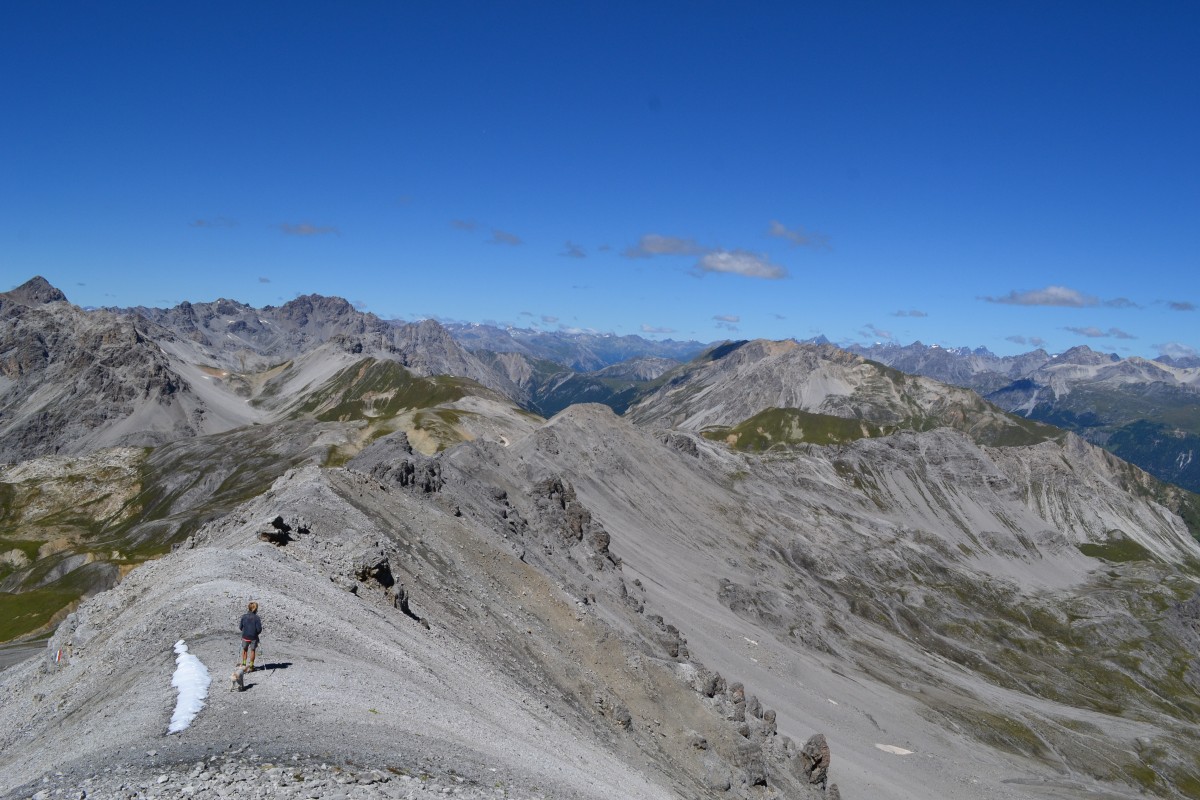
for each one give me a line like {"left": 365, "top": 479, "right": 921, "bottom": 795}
{"left": 129, "top": 296, "right": 520, "bottom": 399}
{"left": 798, "top": 734, "right": 831, "bottom": 788}
{"left": 0, "top": 296, "right": 205, "bottom": 461}
{"left": 7, "top": 286, "right": 1200, "bottom": 800}
{"left": 1, "top": 276, "right": 68, "bottom": 307}
{"left": 624, "top": 339, "right": 1051, "bottom": 447}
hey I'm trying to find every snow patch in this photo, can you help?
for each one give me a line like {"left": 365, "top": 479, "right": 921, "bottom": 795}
{"left": 168, "top": 640, "right": 210, "bottom": 734}
{"left": 875, "top": 744, "right": 913, "bottom": 755}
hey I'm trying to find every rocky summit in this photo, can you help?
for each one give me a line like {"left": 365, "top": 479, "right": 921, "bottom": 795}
{"left": 3, "top": 278, "right": 1200, "bottom": 800}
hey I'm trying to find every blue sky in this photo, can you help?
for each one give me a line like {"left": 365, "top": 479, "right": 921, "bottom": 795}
{"left": 3, "top": 2, "right": 1197, "bottom": 359}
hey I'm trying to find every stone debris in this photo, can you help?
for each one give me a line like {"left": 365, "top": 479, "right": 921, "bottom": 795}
{"left": 798, "top": 733, "right": 831, "bottom": 789}
{"left": 259, "top": 517, "right": 294, "bottom": 546}
{"left": 15, "top": 753, "right": 544, "bottom": 800}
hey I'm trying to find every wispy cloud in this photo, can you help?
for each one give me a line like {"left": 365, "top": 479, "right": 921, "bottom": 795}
{"left": 489, "top": 229, "right": 523, "bottom": 246}
{"left": 982, "top": 285, "right": 1098, "bottom": 307}
{"left": 623, "top": 234, "right": 706, "bottom": 259}
{"left": 1006, "top": 334, "right": 1048, "bottom": 347}
{"left": 767, "top": 220, "right": 830, "bottom": 249}
{"left": 696, "top": 250, "right": 787, "bottom": 279}
{"left": 258, "top": 276, "right": 271, "bottom": 283}
{"left": 597, "top": 244, "right": 612, "bottom": 253}
{"left": 190, "top": 216, "right": 237, "bottom": 228}
{"left": 860, "top": 323, "right": 893, "bottom": 341}
{"left": 561, "top": 241, "right": 586, "bottom": 259}
{"left": 451, "top": 219, "right": 479, "bottom": 232}
{"left": 352, "top": 300, "right": 368, "bottom": 311}
{"left": 519, "top": 310, "right": 533, "bottom": 317}
{"left": 713, "top": 314, "right": 740, "bottom": 323}
{"left": 1169, "top": 301, "right": 1196, "bottom": 311}
{"left": 1106, "top": 297, "right": 1140, "bottom": 309}
{"left": 641, "top": 323, "right": 676, "bottom": 334}
{"left": 279, "top": 222, "right": 340, "bottom": 236}
{"left": 892, "top": 309, "right": 928, "bottom": 318}
{"left": 773, "top": 313, "right": 787, "bottom": 320}
{"left": 1156, "top": 342, "right": 1199, "bottom": 359}
{"left": 541, "top": 314, "right": 559, "bottom": 324}
{"left": 1065, "top": 326, "right": 1136, "bottom": 339}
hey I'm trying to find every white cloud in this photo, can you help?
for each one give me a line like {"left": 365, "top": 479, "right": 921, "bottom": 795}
{"left": 623, "top": 234, "right": 706, "bottom": 259}
{"left": 189, "top": 216, "right": 237, "bottom": 229}
{"left": 1169, "top": 300, "right": 1196, "bottom": 311}
{"left": 767, "top": 220, "right": 830, "bottom": 249}
{"left": 1155, "top": 342, "right": 1198, "bottom": 359}
{"left": 541, "top": 314, "right": 559, "bottom": 324}
{"left": 982, "top": 285, "right": 1098, "bottom": 306}
{"left": 1065, "top": 326, "right": 1136, "bottom": 339}
{"left": 892, "top": 309, "right": 928, "bottom": 318}
{"left": 641, "top": 323, "right": 676, "bottom": 334}
{"left": 696, "top": 250, "right": 787, "bottom": 279}
{"left": 713, "top": 314, "right": 740, "bottom": 323}
{"left": 279, "top": 222, "right": 339, "bottom": 236}
{"left": 489, "top": 229, "right": 523, "bottom": 246}
{"left": 859, "top": 323, "right": 893, "bottom": 341}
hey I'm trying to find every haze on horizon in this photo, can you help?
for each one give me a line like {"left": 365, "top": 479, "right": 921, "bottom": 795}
{"left": 2, "top": 3, "right": 1197, "bottom": 360}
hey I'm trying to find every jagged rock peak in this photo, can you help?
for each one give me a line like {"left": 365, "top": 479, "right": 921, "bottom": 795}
{"left": 274, "top": 292, "right": 360, "bottom": 322}
{"left": 1054, "top": 344, "right": 1120, "bottom": 364}
{"left": 3, "top": 275, "right": 68, "bottom": 306}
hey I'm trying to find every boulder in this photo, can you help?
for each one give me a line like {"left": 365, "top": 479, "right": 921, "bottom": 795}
{"left": 353, "top": 550, "right": 395, "bottom": 589}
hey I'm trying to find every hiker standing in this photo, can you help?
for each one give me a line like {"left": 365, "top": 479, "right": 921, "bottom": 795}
{"left": 238, "top": 601, "right": 263, "bottom": 671}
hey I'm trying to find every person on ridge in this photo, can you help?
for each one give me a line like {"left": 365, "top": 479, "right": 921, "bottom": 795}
{"left": 238, "top": 601, "right": 263, "bottom": 672}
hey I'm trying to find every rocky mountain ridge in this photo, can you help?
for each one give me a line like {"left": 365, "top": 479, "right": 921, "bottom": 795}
{"left": 0, "top": 278, "right": 526, "bottom": 464}
{"left": 852, "top": 340, "right": 1200, "bottom": 492}
{"left": 3, "top": 277, "right": 1200, "bottom": 798}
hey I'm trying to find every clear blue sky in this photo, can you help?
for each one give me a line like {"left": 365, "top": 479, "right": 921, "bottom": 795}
{"left": 3, "top": 2, "right": 1197, "bottom": 359}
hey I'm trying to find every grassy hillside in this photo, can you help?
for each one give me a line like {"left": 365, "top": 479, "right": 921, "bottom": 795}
{"left": 0, "top": 421, "right": 335, "bottom": 642}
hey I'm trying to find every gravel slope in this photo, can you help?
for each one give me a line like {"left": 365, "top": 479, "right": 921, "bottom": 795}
{"left": 0, "top": 469, "right": 675, "bottom": 800}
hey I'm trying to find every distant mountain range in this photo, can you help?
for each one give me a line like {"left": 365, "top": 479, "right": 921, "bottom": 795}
{"left": 444, "top": 323, "right": 1200, "bottom": 494}
{"left": 439, "top": 321, "right": 710, "bottom": 372}
{"left": 850, "top": 341, "right": 1200, "bottom": 493}
{"left": 4, "top": 275, "right": 1200, "bottom": 797}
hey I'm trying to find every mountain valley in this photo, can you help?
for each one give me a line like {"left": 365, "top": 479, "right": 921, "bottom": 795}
{"left": 2, "top": 278, "right": 1200, "bottom": 799}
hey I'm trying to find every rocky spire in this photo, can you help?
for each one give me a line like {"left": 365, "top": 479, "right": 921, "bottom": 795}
{"left": 2, "top": 275, "right": 68, "bottom": 306}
